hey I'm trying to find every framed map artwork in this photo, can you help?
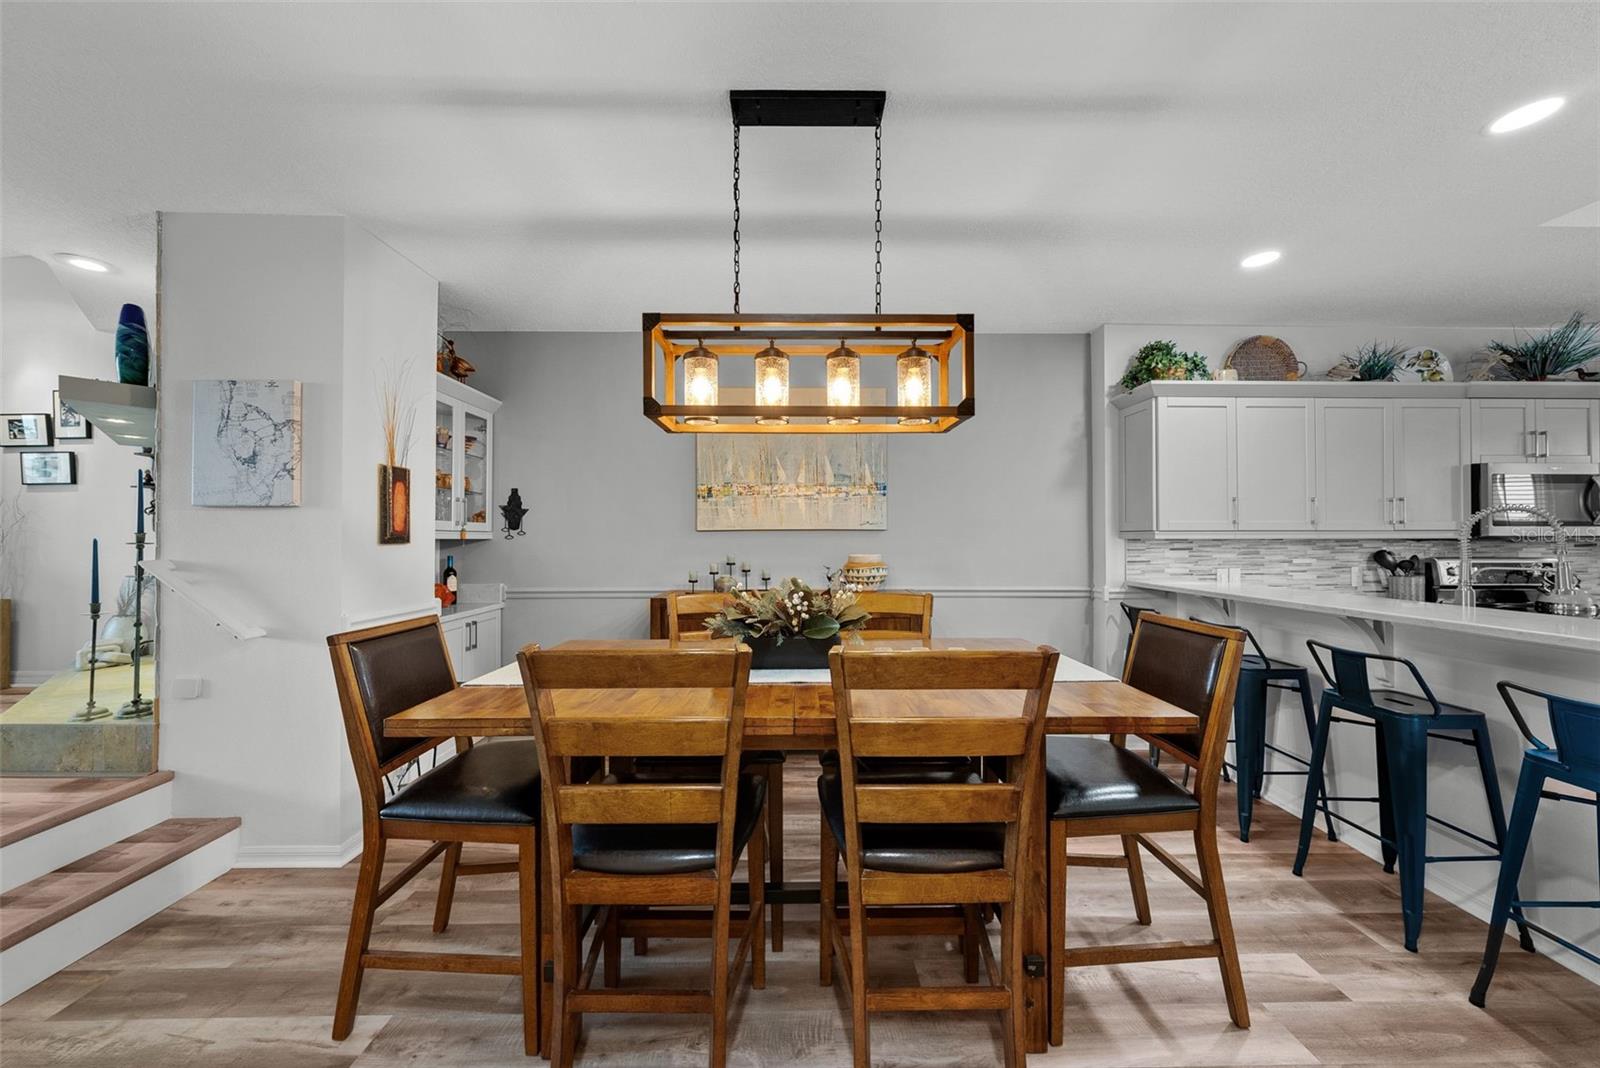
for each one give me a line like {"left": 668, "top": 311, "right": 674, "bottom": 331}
{"left": 191, "top": 380, "right": 303, "bottom": 506}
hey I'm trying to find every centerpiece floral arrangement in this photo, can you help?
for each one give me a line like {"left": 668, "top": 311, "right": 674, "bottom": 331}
{"left": 705, "top": 577, "right": 870, "bottom": 645}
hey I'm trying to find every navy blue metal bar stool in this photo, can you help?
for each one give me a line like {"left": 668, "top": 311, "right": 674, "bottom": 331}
{"left": 1470, "top": 682, "right": 1600, "bottom": 1006}
{"left": 1189, "top": 618, "right": 1334, "bottom": 843}
{"left": 1292, "top": 640, "right": 1526, "bottom": 952}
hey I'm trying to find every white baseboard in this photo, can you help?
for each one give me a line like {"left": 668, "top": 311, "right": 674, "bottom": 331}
{"left": 232, "top": 831, "right": 361, "bottom": 869}
{"left": 0, "top": 782, "right": 174, "bottom": 894}
{"left": 0, "top": 826, "right": 239, "bottom": 1003}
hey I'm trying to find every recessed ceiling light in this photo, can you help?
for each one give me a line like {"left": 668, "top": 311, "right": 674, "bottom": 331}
{"left": 1240, "top": 250, "right": 1281, "bottom": 269}
{"left": 1488, "top": 96, "right": 1565, "bottom": 134}
{"left": 54, "top": 253, "right": 112, "bottom": 273}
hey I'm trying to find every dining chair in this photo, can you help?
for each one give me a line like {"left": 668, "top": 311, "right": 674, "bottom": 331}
{"left": 1470, "top": 682, "right": 1600, "bottom": 1006}
{"left": 326, "top": 616, "right": 543, "bottom": 1056}
{"left": 1047, "top": 614, "right": 1249, "bottom": 1044}
{"left": 656, "top": 591, "right": 788, "bottom": 953}
{"left": 519, "top": 642, "right": 768, "bottom": 1068}
{"left": 1292, "top": 641, "right": 1524, "bottom": 952}
{"left": 819, "top": 644, "right": 1059, "bottom": 1068}
{"left": 853, "top": 590, "right": 933, "bottom": 640}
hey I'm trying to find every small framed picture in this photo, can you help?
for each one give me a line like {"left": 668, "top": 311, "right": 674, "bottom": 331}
{"left": 53, "top": 390, "right": 91, "bottom": 440}
{"left": 3, "top": 413, "right": 51, "bottom": 448}
{"left": 19, "top": 450, "right": 77, "bottom": 486}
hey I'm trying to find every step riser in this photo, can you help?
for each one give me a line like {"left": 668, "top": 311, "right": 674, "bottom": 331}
{"left": 0, "top": 782, "right": 174, "bottom": 894}
{"left": 0, "top": 826, "right": 239, "bottom": 1003}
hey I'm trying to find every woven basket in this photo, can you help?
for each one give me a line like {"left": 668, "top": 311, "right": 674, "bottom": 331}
{"left": 1224, "top": 335, "right": 1306, "bottom": 380}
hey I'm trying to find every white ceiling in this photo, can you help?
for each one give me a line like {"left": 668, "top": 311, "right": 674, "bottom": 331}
{"left": 3, "top": 2, "right": 1597, "bottom": 334}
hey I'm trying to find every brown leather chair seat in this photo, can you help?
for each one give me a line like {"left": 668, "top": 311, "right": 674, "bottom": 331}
{"left": 818, "top": 751, "right": 977, "bottom": 784}
{"left": 572, "top": 771, "right": 767, "bottom": 875}
{"left": 380, "top": 738, "right": 540, "bottom": 825}
{"left": 1045, "top": 737, "right": 1199, "bottom": 820}
{"left": 817, "top": 769, "right": 1005, "bottom": 874}
{"left": 626, "top": 751, "right": 785, "bottom": 781}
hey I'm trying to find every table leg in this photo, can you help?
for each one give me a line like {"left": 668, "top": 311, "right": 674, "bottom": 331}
{"left": 1021, "top": 756, "right": 1050, "bottom": 1053}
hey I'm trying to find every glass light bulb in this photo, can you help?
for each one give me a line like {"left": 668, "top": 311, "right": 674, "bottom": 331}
{"left": 682, "top": 344, "right": 719, "bottom": 425}
{"left": 754, "top": 343, "right": 790, "bottom": 426}
{"left": 826, "top": 343, "right": 861, "bottom": 425}
{"left": 896, "top": 345, "right": 933, "bottom": 425}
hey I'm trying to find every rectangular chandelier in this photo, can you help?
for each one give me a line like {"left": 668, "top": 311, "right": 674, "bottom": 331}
{"left": 642, "top": 313, "right": 975, "bottom": 434}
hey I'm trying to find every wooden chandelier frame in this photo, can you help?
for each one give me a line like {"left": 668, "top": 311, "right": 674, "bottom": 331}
{"left": 642, "top": 312, "right": 975, "bottom": 434}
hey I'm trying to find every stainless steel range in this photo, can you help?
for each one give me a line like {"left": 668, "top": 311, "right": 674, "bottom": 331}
{"left": 1430, "top": 557, "right": 1589, "bottom": 613}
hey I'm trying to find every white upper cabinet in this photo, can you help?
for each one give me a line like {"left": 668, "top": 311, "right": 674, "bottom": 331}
{"left": 1154, "top": 397, "right": 1236, "bottom": 530}
{"left": 1235, "top": 398, "right": 1313, "bottom": 530}
{"left": 1471, "top": 398, "right": 1600, "bottom": 462}
{"left": 1470, "top": 399, "right": 1537, "bottom": 462}
{"left": 435, "top": 374, "right": 503, "bottom": 541}
{"left": 1314, "top": 399, "right": 1391, "bottom": 532}
{"left": 1537, "top": 399, "right": 1600, "bottom": 462}
{"left": 1391, "top": 399, "right": 1469, "bottom": 533}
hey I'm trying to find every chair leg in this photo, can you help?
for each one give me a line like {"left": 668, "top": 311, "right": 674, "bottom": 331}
{"left": 552, "top": 904, "right": 580, "bottom": 1068}
{"left": 1383, "top": 717, "right": 1429, "bottom": 952}
{"left": 1233, "top": 675, "right": 1266, "bottom": 842}
{"left": 332, "top": 837, "right": 386, "bottom": 1041}
{"left": 749, "top": 818, "right": 767, "bottom": 990}
{"left": 1194, "top": 818, "right": 1250, "bottom": 1029}
{"left": 1296, "top": 677, "right": 1337, "bottom": 842}
{"left": 711, "top": 880, "right": 733, "bottom": 1068}
{"left": 1121, "top": 834, "right": 1152, "bottom": 925}
{"left": 432, "top": 841, "right": 462, "bottom": 933}
{"left": 1375, "top": 721, "right": 1399, "bottom": 874}
{"left": 962, "top": 905, "right": 981, "bottom": 983}
{"left": 516, "top": 831, "right": 541, "bottom": 1057}
{"left": 1293, "top": 692, "right": 1337, "bottom": 876}
{"left": 634, "top": 935, "right": 648, "bottom": 956}
{"left": 846, "top": 876, "right": 872, "bottom": 1068}
{"left": 819, "top": 824, "right": 837, "bottom": 986}
{"left": 1048, "top": 821, "right": 1067, "bottom": 1048}
{"left": 1470, "top": 725, "right": 1536, "bottom": 953}
{"left": 603, "top": 905, "right": 622, "bottom": 988}
{"left": 1471, "top": 761, "right": 1545, "bottom": 1007}
{"left": 765, "top": 761, "right": 784, "bottom": 953}
{"left": 1000, "top": 884, "right": 1023, "bottom": 1068}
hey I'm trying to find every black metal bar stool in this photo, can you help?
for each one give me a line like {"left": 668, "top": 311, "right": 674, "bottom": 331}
{"left": 1292, "top": 640, "right": 1528, "bottom": 952}
{"left": 1189, "top": 617, "right": 1334, "bottom": 843}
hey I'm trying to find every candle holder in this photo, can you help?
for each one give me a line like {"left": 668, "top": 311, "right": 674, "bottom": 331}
{"left": 740, "top": 565, "right": 751, "bottom": 589}
{"left": 117, "top": 468, "right": 154, "bottom": 719}
{"left": 74, "top": 601, "right": 111, "bottom": 721}
{"left": 760, "top": 571, "right": 771, "bottom": 591}
{"left": 687, "top": 575, "right": 699, "bottom": 593}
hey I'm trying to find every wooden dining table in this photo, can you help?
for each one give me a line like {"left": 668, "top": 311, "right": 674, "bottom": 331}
{"left": 385, "top": 637, "right": 1197, "bottom": 1054}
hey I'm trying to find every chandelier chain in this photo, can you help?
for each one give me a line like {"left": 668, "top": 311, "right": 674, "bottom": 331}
{"left": 732, "top": 121, "right": 742, "bottom": 315}
{"left": 873, "top": 123, "right": 883, "bottom": 314}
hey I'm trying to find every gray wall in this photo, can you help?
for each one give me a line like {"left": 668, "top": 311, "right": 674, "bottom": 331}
{"left": 447, "top": 331, "right": 1093, "bottom": 657}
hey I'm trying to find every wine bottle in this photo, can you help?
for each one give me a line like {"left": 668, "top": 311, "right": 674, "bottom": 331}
{"left": 442, "top": 555, "right": 458, "bottom": 606}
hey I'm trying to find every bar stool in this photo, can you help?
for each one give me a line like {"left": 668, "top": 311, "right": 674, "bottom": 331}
{"left": 1470, "top": 682, "right": 1600, "bottom": 1006}
{"left": 1292, "top": 641, "right": 1526, "bottom": 952}
{"left": 1189, "top": 617, "right": 1334, "bottom": 843}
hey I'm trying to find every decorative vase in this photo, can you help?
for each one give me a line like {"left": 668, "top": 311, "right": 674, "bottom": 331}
{"left": 746, "top": 633, "right": 839, "bottom": 670}
{"left": 840, "top": 554, "right": 888, "bottom": 590}
{"left": 114, "top": 304, "right": 150, "bottom": 386}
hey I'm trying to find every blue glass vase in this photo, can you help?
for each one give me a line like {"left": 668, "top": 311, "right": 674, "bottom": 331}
{"left": 115, "top": 304, "right": 150, "bottom": 386}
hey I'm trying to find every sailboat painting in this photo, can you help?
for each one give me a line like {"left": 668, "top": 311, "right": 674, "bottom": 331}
{"left": 696, "top": 434, "right": 887, "bottom": 530}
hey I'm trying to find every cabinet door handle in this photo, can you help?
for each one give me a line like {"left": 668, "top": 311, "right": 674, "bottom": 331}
{"left": 1384, "top": 497, "right": 1393, "bottom": 525}
{"left": 1398, "top": 496, "right": 1407, "bottom": 525}
{"left": 1231, "top": 496, "right": 1239, "bottom": 527}
{"left": 1538, "top": 429, "right": 1549, "bottom": 458}
{"left": 1309, "top": 496, "right": 1318, "bottom": 526}
{"left": 1527, "top": 429, "right": 1538, "bottom": 458}
{"left": 471, "top": 621, "right": 478, "bottom": 651}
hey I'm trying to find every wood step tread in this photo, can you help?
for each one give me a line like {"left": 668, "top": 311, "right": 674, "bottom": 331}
{"left": 0, "top": 771, "right": 175, "bottom": 847}
{"left": 0, "top": 816, "right": 239, "bottom": 950}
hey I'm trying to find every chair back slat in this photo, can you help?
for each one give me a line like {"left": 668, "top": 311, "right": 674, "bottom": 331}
{"left": 855, "top": 591, "right": 933, "bottom": 640}
{"left": 1189, "top": 615, "right": 1272, "bottom": 664}
{"left": 854, "top": 783, "right": 1019, "bottom": 824}
{"left": 1125, "top": 615, "right": 1244, "bottom": 779}
{"left": 836, "top": 649, "right": 1046, "bottom": 691}
{"left": 1550, "top": 695, "right": 1600, "bottom": 778}
{"left": 543, "top": 718, "right": 730, "bottom": 758}
{"left": 556, "top": 783, "right": 723, "bottom": 825}
{"left": 667, "top": 591, "right": 735, "bottom": 641}
{"left": 848, "top": 718, "right": 1029, "bottom": 758}
{"left": 529, "top": 646, "right": 741, "bottom": 689}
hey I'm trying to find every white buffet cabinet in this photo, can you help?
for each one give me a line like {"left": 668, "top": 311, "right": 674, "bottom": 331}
{"left": 1114, "top": 381, "right": 1600, "bottom": 537}
{"left": 440, "top": 599, "right": 504, "bottom": 681}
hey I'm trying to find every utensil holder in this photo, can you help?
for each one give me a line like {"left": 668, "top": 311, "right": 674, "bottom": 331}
{"left": 1387, "top": 574, "right": 1425, "bottom": 601}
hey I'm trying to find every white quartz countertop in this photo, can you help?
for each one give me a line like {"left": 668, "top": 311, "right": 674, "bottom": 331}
{"left": 1125, "top": 577, "right": 1600, "bottom": 653}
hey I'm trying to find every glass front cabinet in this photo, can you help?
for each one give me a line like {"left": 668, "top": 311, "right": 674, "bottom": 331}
{"left": 434, "top": 374, "right": 502, "bottom": 540}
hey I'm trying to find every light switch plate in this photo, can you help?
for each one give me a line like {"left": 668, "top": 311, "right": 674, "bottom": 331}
{"left": 173, "top": 676, "right": 204, "bottom": 699}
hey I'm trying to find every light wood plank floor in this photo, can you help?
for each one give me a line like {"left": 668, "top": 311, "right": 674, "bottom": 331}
{"left": 2, "top": 756, "right": 1596, "bottom": 1067}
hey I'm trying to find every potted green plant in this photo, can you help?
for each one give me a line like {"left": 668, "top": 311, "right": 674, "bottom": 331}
{"left": 1118, "top": 340, "right": 1211, "bottom": 391}
{"left": 1329, "top": 340, "right": 1408, "bottom": 381}
{"left": 705, "top": 577, "right": 870, "bottom": 669}
{"left": 1486, "top": 313, "right": 1600, "bottom": 381}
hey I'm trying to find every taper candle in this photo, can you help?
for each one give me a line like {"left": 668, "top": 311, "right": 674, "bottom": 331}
{"left": 91, "top": 537, "right": 100, "bottom": 604}
{"left": 136, "top": 471, "right": 146, "bottom": 534}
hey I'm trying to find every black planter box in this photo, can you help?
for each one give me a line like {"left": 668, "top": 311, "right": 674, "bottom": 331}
{"left": 746, "top": 634, "right": 840, "bottom": 670}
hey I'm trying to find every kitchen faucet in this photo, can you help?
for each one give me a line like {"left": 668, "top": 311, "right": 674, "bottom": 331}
{"left": 1457, "top": 503, "right": 1595, "bottom": 616}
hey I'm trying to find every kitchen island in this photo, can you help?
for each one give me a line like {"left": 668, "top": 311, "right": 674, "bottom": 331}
{"left": 1125, "top": 575, "right": 1599, "bottom": 985}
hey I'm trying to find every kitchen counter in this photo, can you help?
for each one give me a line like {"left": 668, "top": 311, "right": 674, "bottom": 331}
{"left": 1125, "top": 576, "right": 1600, "bottom": 654}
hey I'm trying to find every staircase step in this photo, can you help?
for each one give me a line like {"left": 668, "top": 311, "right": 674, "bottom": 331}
{"left": 1, "top": 773, "right": 176, "bottom": 892}
{"left": 0, "top": 817, "right": 239, "bottom": 1001}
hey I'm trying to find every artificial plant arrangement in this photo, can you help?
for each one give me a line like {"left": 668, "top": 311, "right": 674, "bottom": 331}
{"left": 1118, "top": 340, "right": 1212, "bottom": 390}
{"left": 1484, "top": 313, "right": 1600, "bottom": 381}
{"left": 705, "top": 577, "right": 870, "bottom": 644}
{"left": 1329, "top": 340, "right": 1407, "bottom": 381}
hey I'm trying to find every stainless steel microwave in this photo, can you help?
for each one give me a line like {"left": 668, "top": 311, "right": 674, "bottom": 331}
{"left": 1471, "top": 462, "right": 1600, "bottom": 538}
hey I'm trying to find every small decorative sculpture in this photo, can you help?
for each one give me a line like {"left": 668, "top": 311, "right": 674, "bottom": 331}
{"left": 499, "top": 487, "right": 529, "bottom": 539}
{"left": 115, "top": 304, "right": 150, "bottom": 386}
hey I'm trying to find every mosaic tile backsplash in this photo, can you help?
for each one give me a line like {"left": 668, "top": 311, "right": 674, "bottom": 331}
{"left": 1125, "top": 537, "right": 1600, "bottom": 594}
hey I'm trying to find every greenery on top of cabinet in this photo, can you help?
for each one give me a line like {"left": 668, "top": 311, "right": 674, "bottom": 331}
{"left": 1487, "top": 313, "right": 1600, "bottom": 382}
{"left": 1119, "top": 340, "right": 1212, "bottom": 391}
